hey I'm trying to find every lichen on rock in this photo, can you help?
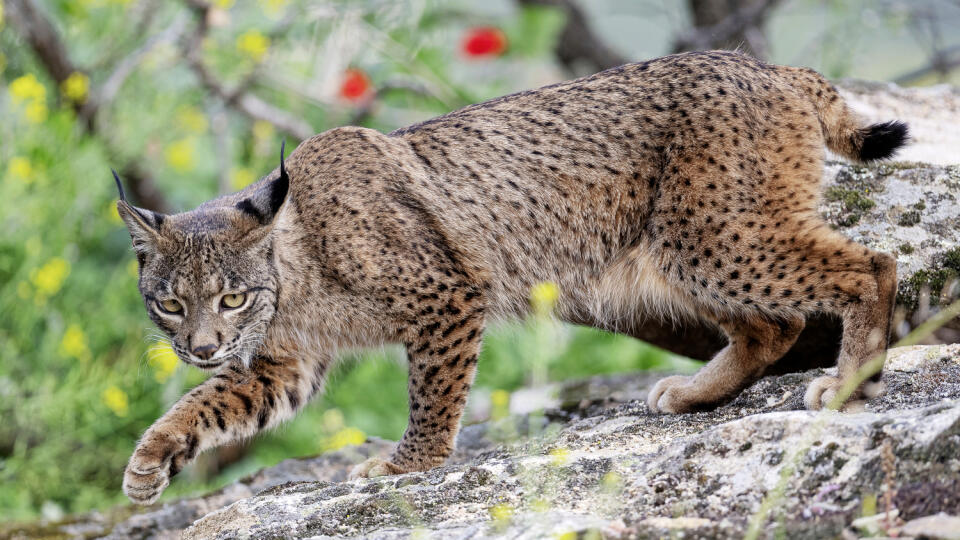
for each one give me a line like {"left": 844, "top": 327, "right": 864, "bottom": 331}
{"left": 8, "top": 344, "right": 959, "bottom": 540}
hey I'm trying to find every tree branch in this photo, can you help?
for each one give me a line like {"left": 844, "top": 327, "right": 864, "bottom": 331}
{"left": 672, "top": 0, "right": 782, "bottom": 56}
{"left": 4, "top": 0, "right": 96, "bottom": 124}
{"left": 347, "top": 80, "right": 433, "bottom": 126}
{"left": 516, "top": 0, "right": 628, "bottom": 74}
{"left": 100, "top": 14, "right": 188, "bottom": 104}
{"left": 181, "top": 0, "right": 313, "bottom": 142}
{"left": 4, "top": 0, "right": 171, "bottom": 212}
{"left": 894, "top": 44, "right": 960, "bottom": 85}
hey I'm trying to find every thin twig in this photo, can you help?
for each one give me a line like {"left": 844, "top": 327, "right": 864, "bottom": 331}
{"left": 894, "top": 44, "right": 960, "bottom": 84}
{"left": 4, "top": 0, "right": 171, "bottom": 212}
{"left": 348, "top": 80, "right": 434, "bottom": 126}
{"left": 673, "top": 0, "right": 783, "bottom": 55}
{"left": 516, "top": 0, "right": 629, "bottom": 73}
{"left": 100, "top": 15, "right": 189, "bottom": 104}
{"left": 180, "top": 0, "right": 313, "bottom": 141}
{"left": 208, "top": 101, "right": 232, "bottom": 195}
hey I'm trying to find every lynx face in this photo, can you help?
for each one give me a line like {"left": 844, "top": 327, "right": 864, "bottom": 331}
{"left": 115, "top": 162, "right": 289, "bottom": 369}
{"left": 136, "top": 224, "right": 278, "bottom": 369}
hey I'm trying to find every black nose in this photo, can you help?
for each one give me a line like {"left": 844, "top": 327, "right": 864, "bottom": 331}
{"left": 192, "top": 343, "right": 219, "bottom": 360}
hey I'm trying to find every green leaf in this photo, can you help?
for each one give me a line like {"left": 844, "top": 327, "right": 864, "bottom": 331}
{"left": 507, "top": 5, "right": 567, "bottom": 58}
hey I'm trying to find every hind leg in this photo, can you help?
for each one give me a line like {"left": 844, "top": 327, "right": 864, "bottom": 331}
{"left": 648, "top": 315, "right": 804, "bottom": 413}
{"left": 804, "top": 244, "right": 896, "bottom": 410}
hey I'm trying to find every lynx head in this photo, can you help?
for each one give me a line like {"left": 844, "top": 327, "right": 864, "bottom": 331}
{"left": 114, "top": 144, "right": 289, "bottom": 369}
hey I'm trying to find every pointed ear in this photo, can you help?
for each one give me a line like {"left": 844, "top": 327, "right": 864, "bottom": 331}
{"left": 235, "top": 140, "right": 290, "bottom": 225}
{"left": 117, "top": 200, "right": 166, "bottom": 254}
{"left": 112, "top": 171, "right": 166, "bottom": 255}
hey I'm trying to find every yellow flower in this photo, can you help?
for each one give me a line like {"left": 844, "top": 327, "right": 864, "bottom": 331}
{"left": 258, "top": 0, "right": 287, "bottom": 16}
{"left": 176, "top": 106, "right": 208, "bottom": 134}
{"left": 102, "top": 385, "right": 129, "bottom": 417}
{"left": 530, "top": 281, "right": 560, "bottom": 315}
{"left": 531, "top": 498, "right": 550, "bottom": 512}
{"left": 236, "top": 30, "right": 269, "bottom": 62}
{"left": 8, "top": 157, "right": 33, "bottom": 183}
{"left": 9, "top": 73, "right": 46, "bottom": 104}
{"left": 148, "top": 343, "right": 180, "bottom": 383}
{"left": 489, "top": 503, "right": 513, "bottom": 524}
{"left": 30, "top": 257, "right": 70, "bottom": 298}
{"left": 164, "top": 138, "right": 195, "bottom": 172}
{"left": 323, "top": 427, "right": 366, "bottom": 451}
{"left": 24, "top": 101, "right": 48, "bottom": 123}
{"left": 600, "top": 471, "right": 622, "bottom": 492}
{"left": 252, "top": 119, "right": 274, "bottom": 142}
{"left": 231, "top": 167, "right": 256, "bottom": 190}
{"left": 490, "top": 389, "right": 510, "bottom": 420}
{"left": 61, "top": 71, "right": 90, "bottom": 103}
{"left": 59, "top": 324, "right": 91, "bottom": 361}
{"left": 554, "top": 532, "right": 577, "bottom": 540}
{"left": 549, "top": 446, "right": 570, "bottom": 466}
{"left": 213, "top": 0, "right": 235, "bottom": 8}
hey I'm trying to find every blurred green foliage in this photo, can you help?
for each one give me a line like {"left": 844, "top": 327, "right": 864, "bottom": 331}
{"left": 0, "top": 0, "right": 686, "bottom": 521}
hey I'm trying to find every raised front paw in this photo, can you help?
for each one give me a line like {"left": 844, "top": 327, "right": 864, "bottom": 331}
{"left": 123, "top": 431, "right": 184, "bottom": 505}
{"left": 349, "top": 457, "right": 411, "bottom": 480}
{"left": 647, "top": 375, "right": 697, "bottom": 414}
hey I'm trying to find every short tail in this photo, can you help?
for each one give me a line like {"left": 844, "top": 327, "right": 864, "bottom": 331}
{"left": 850, "top": 120, "right": 910, "bottom": 161}
{"left": 789, "top": 67, "right": 909, "bottom": 162}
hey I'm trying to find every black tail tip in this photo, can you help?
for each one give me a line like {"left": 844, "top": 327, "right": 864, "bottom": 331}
{"left": 858, "top": 120, "right": 909, "bottom": 162}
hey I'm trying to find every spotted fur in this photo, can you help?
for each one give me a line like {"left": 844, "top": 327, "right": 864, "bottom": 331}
{"left": 118, "top": 51, "right": 904, "bottom": 504}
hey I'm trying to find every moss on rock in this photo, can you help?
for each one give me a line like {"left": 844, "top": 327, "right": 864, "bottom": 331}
{"left": 824, "top": 185, "right": 876, "bottom": 227}
{"left": 897, "top": 247, "right": 960, "bottom": 309}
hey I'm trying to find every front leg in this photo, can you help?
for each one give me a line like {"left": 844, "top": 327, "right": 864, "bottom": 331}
{"left": 124, "top": 354, "right": 325, "bottom": 504}
{"left": 353, "top": 293, "right": 486, "bottom": 478}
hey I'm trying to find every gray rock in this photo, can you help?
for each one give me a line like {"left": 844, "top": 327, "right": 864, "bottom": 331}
{"left": 900, "top": 513, "right": 960, "bottom": 540}
{"left": 166, "top": 343, "right": 957, "bottom": 540}
{"left": 4, "top": 347, "right": 960, "bottom": 539}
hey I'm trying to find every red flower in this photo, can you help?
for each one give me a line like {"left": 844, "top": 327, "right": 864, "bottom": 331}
{"left": 339, "top": 68, "right": 372, "bottom": 102}
{"left": 462, "top": 27, "right": 507, "bottom": 58}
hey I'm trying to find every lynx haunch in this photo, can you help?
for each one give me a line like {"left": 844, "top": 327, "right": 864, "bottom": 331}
{"left": 117, "top": 51, "right": 907, "bottom": 504}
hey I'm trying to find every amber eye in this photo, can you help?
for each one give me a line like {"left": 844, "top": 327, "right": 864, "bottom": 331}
{"left": 221, "top": 293, "right": 246, "bottom": 309}
{"left": 158, "top": 299, "right": 183, "bottom": 314}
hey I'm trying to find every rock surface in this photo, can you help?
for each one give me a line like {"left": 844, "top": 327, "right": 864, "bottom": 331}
{"left": 6, "top": 343, "right": 960, "bottom": 539}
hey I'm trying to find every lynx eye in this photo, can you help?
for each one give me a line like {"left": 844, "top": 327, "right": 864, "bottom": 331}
{"left": 221, "top": 293, "right": 247, "bottom": 310}
{"left": 158, "top": 299, "right": 183, "bottom": 314}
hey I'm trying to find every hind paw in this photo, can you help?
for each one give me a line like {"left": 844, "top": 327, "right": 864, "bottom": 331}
{"left": 647, "top": 375, "right": 697, "bottom": 414}
{"left": 804, "top": 375, "right": 878, "bottom": 411}
{"left": 349, "top": 457, "right": 409, "bottom": 479}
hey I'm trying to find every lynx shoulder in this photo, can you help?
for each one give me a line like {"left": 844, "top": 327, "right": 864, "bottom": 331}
{"left": 117, "top": 51, "right": 906, "bottom": 504}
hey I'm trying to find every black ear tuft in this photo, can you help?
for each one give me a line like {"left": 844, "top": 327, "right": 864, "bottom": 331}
{"left": 112, "top": 169, "right": 127, "bottom": 202}
{"left": 234, "top": 141, "right": 290, "bottom": 226}
{"left": 272, "top": 140, "right": 289, "bottom": 215}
